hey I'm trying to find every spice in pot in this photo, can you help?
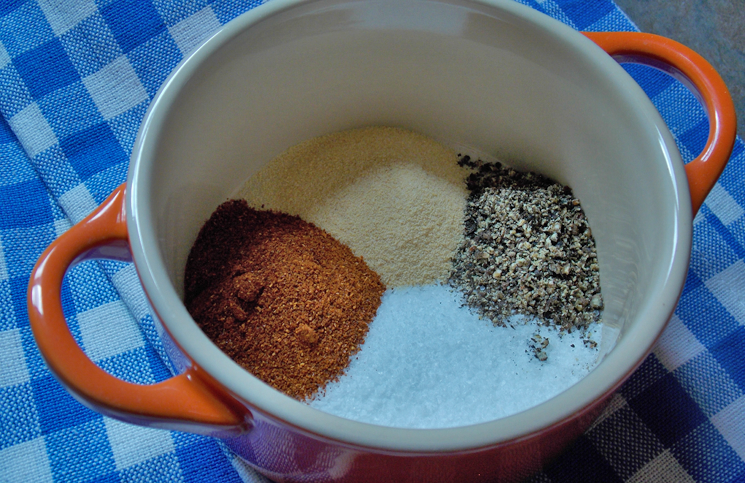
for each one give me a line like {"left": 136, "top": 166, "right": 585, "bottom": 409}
{"left": 237, "top": 126, "right": 469, "bottom": 287}
{"left": 449, "top": 156, "right": 602, "bottom": 331}
{"left": 184, "top": 200, "right": 385, "bottom": 400}
{"left": 309, "top": 284, "right": 600, "bottom": 428}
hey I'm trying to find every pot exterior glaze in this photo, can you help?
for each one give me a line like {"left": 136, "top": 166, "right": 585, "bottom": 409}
{"left": 28, "top": 0, "right": 736, "bottom": 482}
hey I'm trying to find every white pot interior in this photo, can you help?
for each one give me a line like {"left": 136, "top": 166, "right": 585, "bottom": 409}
{"left": 129, "top": 0, "right": 692, "bottom": 451}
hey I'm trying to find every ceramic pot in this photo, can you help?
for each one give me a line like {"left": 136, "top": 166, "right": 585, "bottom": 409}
{"left": 28, "top": 0, "right": 736, "bottom": 481}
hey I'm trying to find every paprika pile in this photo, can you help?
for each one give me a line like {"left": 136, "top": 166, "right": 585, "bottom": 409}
{"left": 184, "top": 200, "right": 385, "bottom": 400}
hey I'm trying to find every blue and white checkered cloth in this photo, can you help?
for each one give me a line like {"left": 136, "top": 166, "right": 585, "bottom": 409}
{"left": 0, "top": 0, "right": 743, "bottom": 482}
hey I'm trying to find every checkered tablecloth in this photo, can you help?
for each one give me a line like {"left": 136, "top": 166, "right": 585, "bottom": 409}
{"left": 0, "top": 0, "right": 743, "bottom": 482}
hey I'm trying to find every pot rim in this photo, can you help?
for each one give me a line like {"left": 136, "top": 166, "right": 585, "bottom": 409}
{"left": 127, "top": 0, "right": 693, "bottom": 452}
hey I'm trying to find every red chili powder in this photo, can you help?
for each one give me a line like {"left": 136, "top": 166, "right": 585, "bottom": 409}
{"left": 184, "top": 200, "right": 385, "bottom": 400}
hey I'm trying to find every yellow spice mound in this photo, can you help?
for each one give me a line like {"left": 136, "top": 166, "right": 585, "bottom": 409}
{"left": 237, "top": 126, "right": 469, "bottom": 287}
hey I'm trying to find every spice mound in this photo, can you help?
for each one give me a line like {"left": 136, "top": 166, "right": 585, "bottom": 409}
{"left": 184, "top": 199, "right": 385, "bottom": 400}
{"left": 237, "top": 126, "right": 469, "bottom": 287}
{"left": 450, "top": 157, "right": 602, "bottom": 330}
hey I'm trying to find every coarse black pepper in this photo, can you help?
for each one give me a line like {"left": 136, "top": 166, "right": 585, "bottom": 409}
{"left": 449, "top": 157, "right": 603, "bottom": 332}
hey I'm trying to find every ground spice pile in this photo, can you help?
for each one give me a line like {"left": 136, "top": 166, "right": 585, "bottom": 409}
{"left": 237, "top": 126, "right": 468, "bottom": 287}
{"left": 449, "top": 157, "right": 603, "bottom": 330}
{"left": 184, "top": 199, "right": 385, "bottom": 400}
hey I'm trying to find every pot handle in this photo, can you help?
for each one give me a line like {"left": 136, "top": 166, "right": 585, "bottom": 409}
{"left": 27, "top": 184, "right": 248, "bottom": 435}
{"left": 583, "top": 31, "right": 737, "bottom": 215}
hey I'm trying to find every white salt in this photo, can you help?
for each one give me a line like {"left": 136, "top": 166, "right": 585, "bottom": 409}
{"left": 309, "top": 284, "right": 600, "bottom": 428}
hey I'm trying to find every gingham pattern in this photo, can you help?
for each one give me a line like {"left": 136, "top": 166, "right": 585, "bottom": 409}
{"left": 0, "top": 0, "right": 742, "bottom": 481}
